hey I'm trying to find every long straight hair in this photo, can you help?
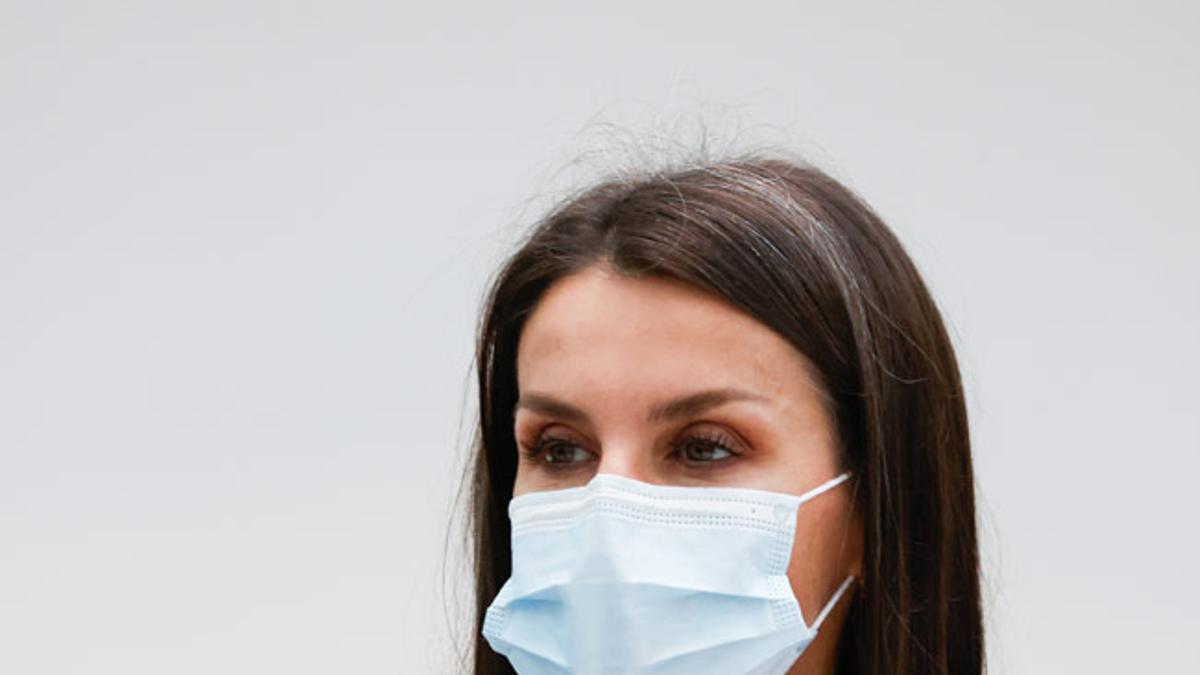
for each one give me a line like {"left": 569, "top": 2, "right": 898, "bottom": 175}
{"left": 464, "top": 156, "right": 983, "bottom": 674}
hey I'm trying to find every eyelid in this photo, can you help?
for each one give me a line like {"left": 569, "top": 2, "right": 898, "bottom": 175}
{"left": 521, "top": 423, "right": 594, "bottom": 452}
{"left": 670, "top": 425, "right": 744, "bottom": 465}
{"left": 519, "top": 427, "right": 597, "bottom": 463}
{"left": 682, "top": 420, "right": 748, "bottom": 448}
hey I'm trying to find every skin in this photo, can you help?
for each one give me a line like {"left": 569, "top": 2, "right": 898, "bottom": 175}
{"left": 512, "top": 262, "right": 864, "bottom": 674}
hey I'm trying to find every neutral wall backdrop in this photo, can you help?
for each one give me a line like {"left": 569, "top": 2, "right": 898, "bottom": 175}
{"left": 2, "top": 2, "right": 1197, "bottom": 673}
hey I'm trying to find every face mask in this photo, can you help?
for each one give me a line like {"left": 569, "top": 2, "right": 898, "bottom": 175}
{"left": 481, "top": 471, "right": 856, "bottom": 675}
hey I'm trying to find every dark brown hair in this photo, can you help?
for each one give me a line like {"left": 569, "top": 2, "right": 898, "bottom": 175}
{"left": 463, "top": 155, "right": 983, "bottom": 674}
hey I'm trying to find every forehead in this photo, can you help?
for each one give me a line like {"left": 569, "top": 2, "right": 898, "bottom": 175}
{"left": 516, "top": 265, "right": 814, "bottom": 402}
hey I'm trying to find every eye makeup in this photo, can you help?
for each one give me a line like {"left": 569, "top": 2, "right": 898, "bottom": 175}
{"left": 518, "top": 424, "right": 747, "bottom": 475}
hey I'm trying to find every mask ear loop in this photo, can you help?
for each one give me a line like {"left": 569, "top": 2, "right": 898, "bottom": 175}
{"left": 794, "top": 471, "right": 857, "bottom": 631}
{"left": 810, "top": 575, "right": 856, "bottom": 631}
{"left": 795, "top": 471, "right": 852, "bottom": 505}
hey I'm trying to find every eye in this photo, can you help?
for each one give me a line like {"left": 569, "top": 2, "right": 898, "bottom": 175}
{"left": 544, "top": 442, "right": 592, "bottom": 465}
{"left": 671, "top": 428, "right": 741, "bottom": 468}
{"left": 520, "top": 435, "right": 596, "bottom": 471}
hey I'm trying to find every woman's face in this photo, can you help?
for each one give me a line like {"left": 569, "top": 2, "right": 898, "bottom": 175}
{"left": 512, "top": 263, "right": 862, "bottom": 671}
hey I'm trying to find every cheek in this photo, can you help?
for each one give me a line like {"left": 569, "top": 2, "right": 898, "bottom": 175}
{"left": 785, "top": 492, "right": 859, "bottom": 625}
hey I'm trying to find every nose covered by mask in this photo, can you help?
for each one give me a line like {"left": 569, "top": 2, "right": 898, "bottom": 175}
{"left": 481, "top": 471, "right": 856, "bottom": 675}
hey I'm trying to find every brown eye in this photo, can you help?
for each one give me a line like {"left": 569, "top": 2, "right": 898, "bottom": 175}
{"left": 681, "top": 441, "right": 734, "bottom": 463}
{"left": 672, "top": 428, "right": 741, "bottom": 467}
{"left": 520, "top": 434, "right": 596, "bottom": 472}
{"left": 543, "top": 442, "right": 591, "bottom": 465}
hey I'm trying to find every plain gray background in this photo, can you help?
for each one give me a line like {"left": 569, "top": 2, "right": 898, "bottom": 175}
{"left": 2, "top": 2, "right": 1197, "bottom": 673}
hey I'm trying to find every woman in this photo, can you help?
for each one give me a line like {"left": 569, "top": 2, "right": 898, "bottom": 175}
{"left": 463, "top": 155, "right": 984, "bottom": 674}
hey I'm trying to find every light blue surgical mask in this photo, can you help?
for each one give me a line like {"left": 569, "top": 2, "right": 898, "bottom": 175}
{"left": 482, "top": 471, "right": 856, "bottom": 675}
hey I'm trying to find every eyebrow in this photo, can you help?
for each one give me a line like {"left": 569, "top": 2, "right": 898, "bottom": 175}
{"left": 514, "top": 388, "right": 769, "bottom": 425}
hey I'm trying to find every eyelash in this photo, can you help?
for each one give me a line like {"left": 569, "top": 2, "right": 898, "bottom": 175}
{"left": 519, "top": 428, "right": 743, "bottom": 473}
